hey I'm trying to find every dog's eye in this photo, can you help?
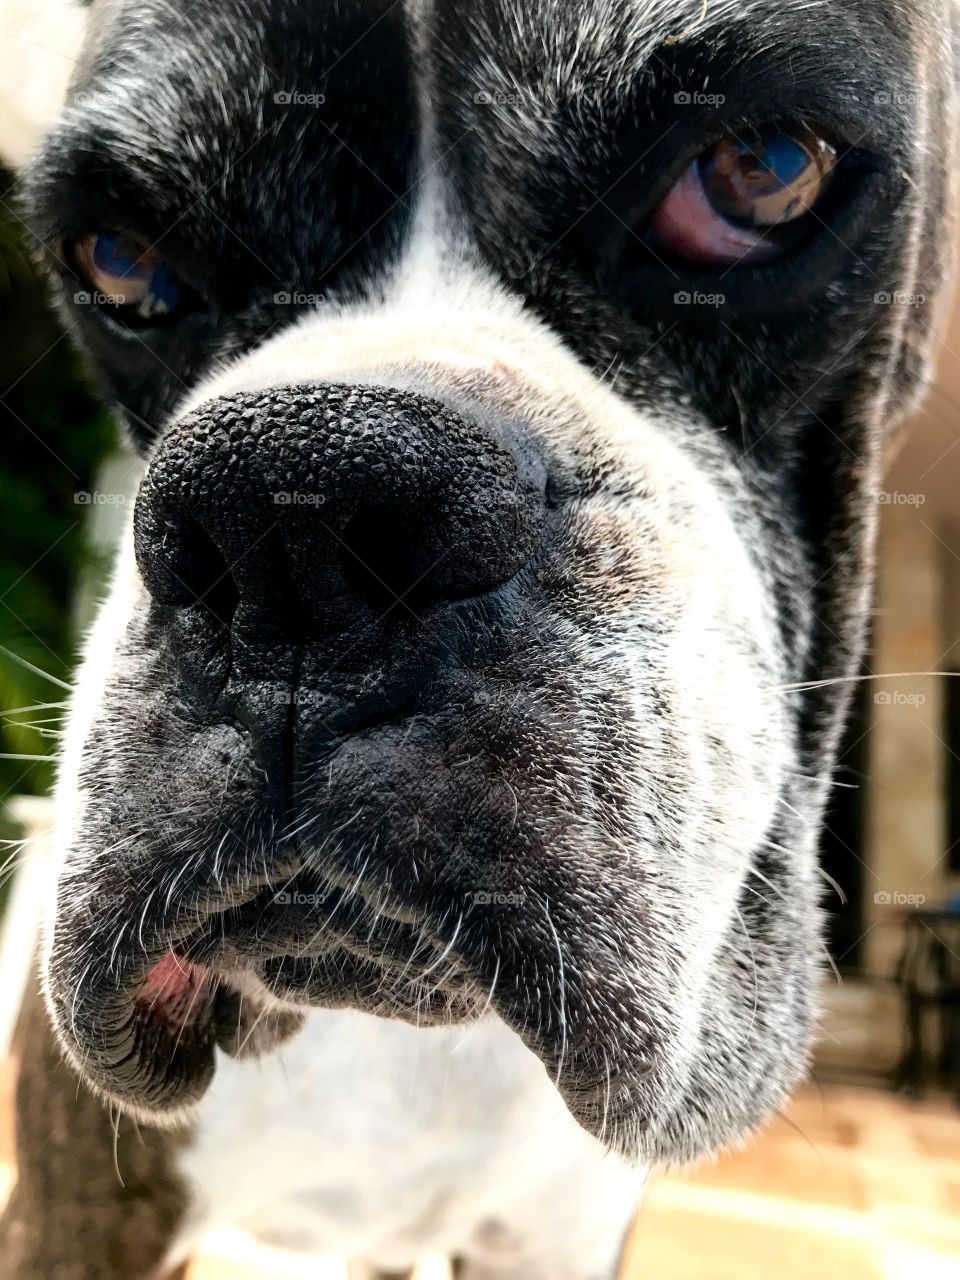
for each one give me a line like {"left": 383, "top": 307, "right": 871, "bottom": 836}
{"left": 69, "top": 231, "right": 181, "bottom": 320}
{"left": 646, "top": 128, "right": 838, "bottom": 265}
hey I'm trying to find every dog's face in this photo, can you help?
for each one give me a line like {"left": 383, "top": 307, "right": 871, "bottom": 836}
{"left": 24, "top": 0, "right": 955, "bottom": 1161}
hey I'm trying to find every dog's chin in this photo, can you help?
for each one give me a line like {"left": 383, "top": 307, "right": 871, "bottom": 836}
{"left": 57, "top": 943, "right": 482, "bottom": 1127}
{"left": 45, "top": 851, "right": 491, "bottom": 1122}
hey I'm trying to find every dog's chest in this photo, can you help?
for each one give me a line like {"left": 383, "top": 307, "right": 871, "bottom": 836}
{"left": 174, "top": 1010, "right": 644, "bottom": 1269}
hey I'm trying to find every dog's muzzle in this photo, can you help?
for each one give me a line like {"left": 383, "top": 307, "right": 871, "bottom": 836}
{"left": 47, "top": 384, "right": 557, "bottom": 1115}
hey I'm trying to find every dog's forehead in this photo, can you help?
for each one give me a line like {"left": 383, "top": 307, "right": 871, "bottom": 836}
{"left": 64, "top": 0, "right": 936, "bottom": 222}
{"left": 427, "top": 0, "right": 920, "bottom": 66}
{"left": 79, "top": 0, "right": 932, "bottom": 90}
{"left": 62, "top": 0, "right": 941, "bottom": 245}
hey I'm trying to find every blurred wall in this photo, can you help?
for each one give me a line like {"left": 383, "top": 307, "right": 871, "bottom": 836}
{"left": 819, "top": 291, "right": 960, "bottom": 1076}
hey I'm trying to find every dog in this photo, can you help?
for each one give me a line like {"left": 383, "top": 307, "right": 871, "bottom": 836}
{"left": 0, "top": 0, "right": 956, "bottom": 1276}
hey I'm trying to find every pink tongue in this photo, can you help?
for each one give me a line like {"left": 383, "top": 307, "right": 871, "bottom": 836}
{"left": 138, "top": 952, "right": 210, "bottom": 1030}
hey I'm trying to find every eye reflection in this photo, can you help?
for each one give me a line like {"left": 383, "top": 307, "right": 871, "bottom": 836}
{"left": 72, "top": 231, "right": 181, "bottom": 319}
{"left": 700, "top": 131, "right": 837, "bottom": 228}
{"left": 646, "top": 127, "right": 839, "bottom": 266}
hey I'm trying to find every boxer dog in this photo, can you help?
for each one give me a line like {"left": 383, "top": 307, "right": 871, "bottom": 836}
{"left": 0, "top": 0, "right": 955, "bottom": 1276}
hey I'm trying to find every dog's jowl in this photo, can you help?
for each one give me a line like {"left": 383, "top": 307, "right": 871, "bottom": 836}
{"left": 0, "top": 0, "right": 956, "bottom": 1277}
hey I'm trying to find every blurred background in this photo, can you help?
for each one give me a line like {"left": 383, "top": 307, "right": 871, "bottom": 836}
{"left": 1, "top": 98, "right": 960, "bottom": 1280}
{"left": 0, "top": 161, "right": 118, "bottom": 904}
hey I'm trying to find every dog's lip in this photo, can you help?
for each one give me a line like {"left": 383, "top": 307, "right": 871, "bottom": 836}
{"left": 134, "top": 949, "right": 304, "bottom": 1062}
{"left": 51, "top": 869, "right": 473, "bottom": 1116}
{"left": 137, "top": 952, "right": 211, "bottom": 1032}
{"left": 188, "top": 876, "right": 471, "bottom": 994}
{"left": 45, "top": 866, "right": 294, "bottom": 1115}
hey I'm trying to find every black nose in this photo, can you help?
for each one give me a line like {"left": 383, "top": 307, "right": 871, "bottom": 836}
{"left": 133, "top": 385, "right": 545, "bottom": 646}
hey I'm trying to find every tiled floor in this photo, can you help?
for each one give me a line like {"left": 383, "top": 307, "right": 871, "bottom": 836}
{"left": 2, "top": 1062, "right": 959, "bottom": 1279}
{"left": 628, "top": 1083, "right": 960, "bottom": 1280}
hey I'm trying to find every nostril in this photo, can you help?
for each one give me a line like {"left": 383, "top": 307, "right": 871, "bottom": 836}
{"left": 182, "top": 523, "right": 239, "bottom": 624}
{"left": 172, "top": 521, "right": 239, "bottom": 625}
{"left": 341, "top": 506, "right": 425, "bottom": 612}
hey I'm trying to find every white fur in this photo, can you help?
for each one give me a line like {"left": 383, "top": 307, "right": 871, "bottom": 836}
{"left": 0, "top": 0, "right": 86, "bottom": 169}
{"left": 165, "top": 1011, "right": 645, "bottom": 1277}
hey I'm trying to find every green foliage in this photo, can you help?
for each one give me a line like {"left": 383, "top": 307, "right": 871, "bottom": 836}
{"left": 0, "top": 166, "right": 118, "bottom": 802}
